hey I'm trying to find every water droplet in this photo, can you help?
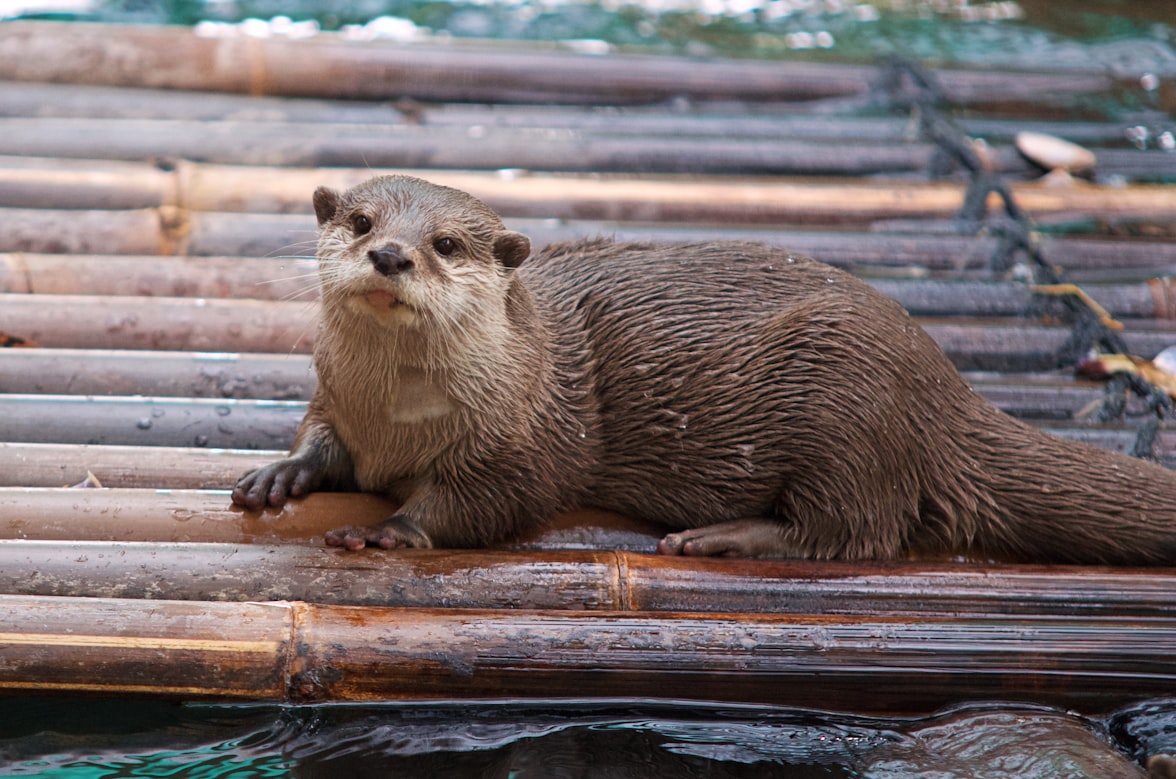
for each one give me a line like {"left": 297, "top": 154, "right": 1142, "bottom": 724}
{"left": 136, "top": 417, "right": 152, "bottom": 430}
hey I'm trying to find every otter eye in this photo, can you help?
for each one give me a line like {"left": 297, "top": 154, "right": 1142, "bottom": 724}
{"left": 352, "top": 214, "right": 372, "bottom": 236}
{"left": 433, "top": 237, "right": 457, "bottom": 256}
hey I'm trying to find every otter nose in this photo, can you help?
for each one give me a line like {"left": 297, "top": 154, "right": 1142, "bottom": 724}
{"left": 368, "top": 246, "right": 414, "bottom": 277}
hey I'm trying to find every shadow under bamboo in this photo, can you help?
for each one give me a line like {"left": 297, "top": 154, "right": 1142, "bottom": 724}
{"left": 0, "top": 593, "right": 1172, "bottom": 713}
{"left": 0, "top": 442, "right": 283, "bottom": 489}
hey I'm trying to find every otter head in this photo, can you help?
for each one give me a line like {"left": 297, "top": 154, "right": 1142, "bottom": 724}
{"left": 312, "top": 175, "right": 531, "bottom": 331}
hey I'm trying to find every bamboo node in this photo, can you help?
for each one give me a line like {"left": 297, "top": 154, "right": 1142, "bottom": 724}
{"left": 157, "top": 206, "right": 192, "bottom": 256}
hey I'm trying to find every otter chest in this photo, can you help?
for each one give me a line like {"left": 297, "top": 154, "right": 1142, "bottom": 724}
{"left": 330, "top": 365, "right": 458, "bottom": 490}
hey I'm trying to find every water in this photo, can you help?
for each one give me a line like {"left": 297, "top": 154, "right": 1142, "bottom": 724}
{"left": 2, "top": 697, "right": 1173, "bottom": 777}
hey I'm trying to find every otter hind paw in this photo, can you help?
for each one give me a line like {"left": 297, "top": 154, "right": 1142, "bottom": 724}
{"left": 657, "top": 519, "right": 796, "bottom": 559}
{"left": 325, "top": 514, "right": 433, "bottom": 551}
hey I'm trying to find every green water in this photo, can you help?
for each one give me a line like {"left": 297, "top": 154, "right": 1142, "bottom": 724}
{"left": 14, "top": 0, "right": 1176, "bottom": 73}
{"left": 3, "top": 697, "right": 1173, "bottom": 777}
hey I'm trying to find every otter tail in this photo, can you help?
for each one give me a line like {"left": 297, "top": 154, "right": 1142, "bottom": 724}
{"left": 947, "top": 407, "right": 1176, "bottom": 565}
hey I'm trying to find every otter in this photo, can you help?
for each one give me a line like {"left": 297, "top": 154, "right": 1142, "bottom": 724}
{"left": 232, "top": 174, "right": 1176, "bottom": 564}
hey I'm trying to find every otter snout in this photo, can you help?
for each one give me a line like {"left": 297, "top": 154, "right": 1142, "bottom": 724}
{"left": 369, "top": 246, "right": 413, "bottom": 277}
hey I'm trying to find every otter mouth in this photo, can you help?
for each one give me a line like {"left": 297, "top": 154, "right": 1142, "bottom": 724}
{"left": 360, "top": 290, "right": 406, "bottom": 310}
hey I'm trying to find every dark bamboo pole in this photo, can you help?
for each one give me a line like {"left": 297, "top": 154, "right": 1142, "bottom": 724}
{"left": 3, "top": 540, "right": 1176, "bottom": 618}
{"left": 0, "top": 593, "right": 1171, "bottom": 712}
{"left": 0, "top": 442, "right": 282, "bottom": 488}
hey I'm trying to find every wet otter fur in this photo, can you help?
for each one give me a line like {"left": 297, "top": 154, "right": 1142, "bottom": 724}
{"left": 232, "top": 174, "right": 1176, "bottom": 564}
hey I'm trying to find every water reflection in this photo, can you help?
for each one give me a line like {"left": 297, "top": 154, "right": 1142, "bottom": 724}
{"left": 1, "top": 698, "right": 1171, "bottom": 778}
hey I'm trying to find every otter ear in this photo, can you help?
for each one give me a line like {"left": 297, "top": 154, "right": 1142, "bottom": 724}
{"left": 492, "top": 230, "right": 531, "bottom": 269}
{"left": 312, "top": 186, "right": 341, "bottom": 226}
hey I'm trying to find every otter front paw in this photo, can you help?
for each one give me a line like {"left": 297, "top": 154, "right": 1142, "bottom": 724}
{"left": 231, "top": 457, "right": 323, "bottom": 511}
{"left": 324, "top": 515, "right": 433, "bottom": 551}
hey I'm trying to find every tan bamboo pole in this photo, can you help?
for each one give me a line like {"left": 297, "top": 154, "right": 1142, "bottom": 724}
{"left": 0, "top": 348, "right": 314, "bottom": 398}
{"left": 0, "top": 293, "right": 315, "bottom": 351}
{"left": 0, "top": 442, "right": 283, "bottom": 488}
{"left": 8, "top": 292, "right": 1176, "bottom": 364}
{"left": 0, "top": 593, "right": 1171, "bottom": 712}
{"left": 0, "top": 253, "right": 318, "bottom": 299}
{"left": 0, "top": 488, "right": 396, "bottom": 543}
{"left": 0, "top": 21, "right": 1115, "bottom": 106}
{"left": 3, "top": 539, "right": 1176, "bottom": 618}
{"left": 7, "top": 160, "right": 1176, "bottom": 227}
{"left": 9, "top": 251, "right": 1176, "bottom": 321}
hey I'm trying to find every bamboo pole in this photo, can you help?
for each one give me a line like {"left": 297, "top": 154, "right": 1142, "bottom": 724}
{"left": 7, "top": 292, "right": 1176, "bottom": 366}
{"left": 0, "top": 253, "right": 318, "bottom": 299}
{"left": 0, "top": 593, "right": 1171, "bottom": 712}
{"left": 0, "top": 293, "right": 315, "bottom": 352}
{"left": 0, "top": 395, "right": 304, "bottom": 449}
{"left": 0, "top": 348, "right": 314, "bottom": 398}
{"left": 3, "top": 540, "right": 1176, "bottom": 617}
{"left": 4, "top": 116, "right": 1171, "bottom": 180}
{"left": 0, "top": 80, "right": 1144, "bottom": 146}
{"left": 0, "top": 489, "right": 395, "bottom": 544}
{"left": 0, "top": 21, "right": 1115, "bottom": 107}
{"left": 6, "top": 161, "right": 1176, "bottom": 230}
{"left": 0, "top": 348, "right": 1107, "bottom": 420}
{"left": 0, "top": 442, "right": 283, "bottom": 488}
{"left": 10, "top": 254, "right": 1176, "bottom": 319}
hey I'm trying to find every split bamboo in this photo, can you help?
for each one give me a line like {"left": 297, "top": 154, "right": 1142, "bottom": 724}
{"left": 0, "top": 593, "right": 1171, "bottom": 712}
{"left": 0, "top": 21, "right": 1115, "bottom": 107}
{"left": 0, "top": 442, "right": 282, "bottom": 489}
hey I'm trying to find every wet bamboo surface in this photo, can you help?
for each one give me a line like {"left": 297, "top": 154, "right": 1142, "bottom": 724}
{"left": 2, "top": 20, "right": 1176, "bottom": 711}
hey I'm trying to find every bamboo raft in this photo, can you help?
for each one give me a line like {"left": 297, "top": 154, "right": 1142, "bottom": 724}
{"left": 2, "top": 20, "right": 1176, "bottom": 715}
